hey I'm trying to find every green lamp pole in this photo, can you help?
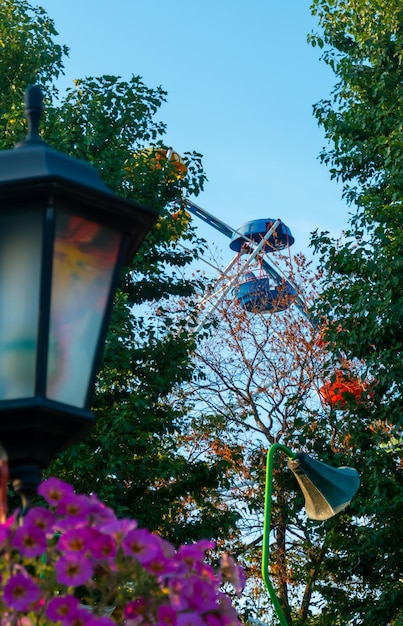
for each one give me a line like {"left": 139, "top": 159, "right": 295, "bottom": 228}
{"left": 262, "top": 444, "right": 296, "bottom": 626}
{"left": 262, "top": 443, "right": 360, "bottom": 625}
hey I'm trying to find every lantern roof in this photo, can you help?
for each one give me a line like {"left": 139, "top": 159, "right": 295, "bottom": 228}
{"left": 0, "top": 139, "right": 112, "bottom": 194}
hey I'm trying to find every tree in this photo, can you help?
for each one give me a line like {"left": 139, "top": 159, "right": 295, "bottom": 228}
{"left": 174, "top": 248, "right": 358, "bottom": 623}
{"left": 0, "top": 0, "right": 240, "bottom": 548}
{"left": 0, "top": 0, "right": 67, "bottom": 148}
{"left": 307, "top": 0, "right": 403, "bottom": 623}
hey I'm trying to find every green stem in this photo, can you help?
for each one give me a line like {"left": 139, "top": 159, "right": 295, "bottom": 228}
{"left": 261, "top": 443, "right": 297, "bottom": 626}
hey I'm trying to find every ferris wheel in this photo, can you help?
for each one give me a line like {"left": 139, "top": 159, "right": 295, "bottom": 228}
{"left": 181, "top": 198, "right": 310, "bottom": 332}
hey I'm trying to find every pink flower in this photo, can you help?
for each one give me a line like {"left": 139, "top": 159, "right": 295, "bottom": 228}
{"left": 89, "top": 529, "right": 117, "bottom": 562}
{"left": 55, "top": 554, "right": 94, "bottom": 586}
{"left": 122, "top": 528, "right": 159, "bottom": 564}
{"left": 46, "top": 595, "right": 80, "bottom": 621}
{"left": 12, "top": 523, "right": 47, "bottom": 557}
{"left": 55, "top": 493, "right": 92, "bottom": 530}
{"left": 168, "top": 577, "right": 193, "bottom": 611}
{"left": 100, "top": 519, "right": 137, "bottom": 545}
{"left": 188, "top": 578, "right": 219, "bottom": 613}
{"left": 57, "top": 527, "right": 93, "bottom": 556}
{"left": 24, "top": 506, "right": 55, "bottom": 533}
{"left": 143, "top": 550, "right": 177, "bottom": 577}
{"left": 3, "top": 572, "right": 40, "bottom": 611}
{"left": 220, "top": 554, "right": 245, "bottom": 597}
{"left": 38, "top": 477, "right": 75, "bottom": 506}
{"left": 177, "top": 540, "right": 215, "bottom": 570}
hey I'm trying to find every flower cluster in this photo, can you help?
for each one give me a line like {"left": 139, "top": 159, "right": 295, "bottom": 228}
{"left": 0, "top": 478, "right": 245, "bottom": 626}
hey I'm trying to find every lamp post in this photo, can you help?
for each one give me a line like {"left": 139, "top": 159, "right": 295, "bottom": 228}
{"left": 262, "top": 443, "right": 360, "bottom": 626}
{"left": 0, "top": 86, "right": 158, "bottom": 509}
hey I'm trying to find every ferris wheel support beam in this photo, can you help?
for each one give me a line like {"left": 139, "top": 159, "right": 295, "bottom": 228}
{"left": 198, "top": 254, "right": 240, "bottom": 306}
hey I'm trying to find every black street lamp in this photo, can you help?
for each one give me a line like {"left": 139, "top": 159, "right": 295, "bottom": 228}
{"left": 0, "top": 86, "right": 158, "bottom": 508}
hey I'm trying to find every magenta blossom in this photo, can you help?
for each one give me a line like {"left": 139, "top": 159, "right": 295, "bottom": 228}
{"left": 3, "top": 572, "right": 40, "bottom": 611}
{"left": 38, "top": 477, "right": 75, "bottom": 506}
{"left": 57, "top": 527, "right": 94, "bottom": 556}
{"left": 220, "top": 553, "right": 246, "bottom": 597}
{"left": 55, "top": 493, "right": 92, "bottom": 529}
{"left": 177, "top": 540, "right": 215, "bottom": 571}
{"left": 89, "top": 528, "right": 117, "bottom": 562}
{"left": 55, "top": 554, "right": 94, "bottom": 586}
{"left": 167, "top": 577, "right": 193, "bottom": 612}
{"left": 100, "top": 519, "right": 137, "bottom": 545}
{"left": 46, "top": 595, "right": 80, "bottom": 621}
{"left": 12, "top": 523, "right": 47, "bottom": 558}
{"left": 24, "top": 506, "right": 55, "bottom": 534}
{"left": 122, "top": 528, "right": 160, "bottom": 564}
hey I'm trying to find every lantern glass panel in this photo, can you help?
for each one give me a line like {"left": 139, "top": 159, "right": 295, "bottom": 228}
{"left": 46, "top": 212, "right": 121, "bottom": 408}
{"left": 0, "top": 211, "right": 43, "bottom": 400}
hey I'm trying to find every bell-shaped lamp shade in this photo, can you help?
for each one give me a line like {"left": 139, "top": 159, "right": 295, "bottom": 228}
{"left": 287, "top": 452, "right": 360, "bottom": 520}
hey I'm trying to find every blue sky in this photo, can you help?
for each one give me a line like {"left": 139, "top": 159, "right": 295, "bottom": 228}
{"left": 34, "top": 0, "right": 348, "bottom": 263}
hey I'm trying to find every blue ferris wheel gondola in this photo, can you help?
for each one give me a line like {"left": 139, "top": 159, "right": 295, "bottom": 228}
{"left": 230, "top": 218, "right": 295, "bottom": 252}
{"left": 235, "top": 273, "right": 297, "bottom": 314}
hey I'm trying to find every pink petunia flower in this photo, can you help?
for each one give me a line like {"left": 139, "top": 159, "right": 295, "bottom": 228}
{"left": 144, "top": 550, "right": 177, "bottom": 577}
{"left": 12, "top": 523, "right": 47, "bottom": 558}
{"left": 46, "top": 595, "right": 80, "bottom": 622}
{"left": 100, "top": 519, "right": 137, "bottom": 545}
{"left": 177, "top": 540, "right": 215, "bottom": 571}
{"left": 38, "top": 477, "right": 75, "bottom": 506}
{"left": 55, "top": 554, "right": 94, "bottom": 586}
{"left": 24, "top": 506, "right": 55, "bottom": 534}
{"left": 55, "top": 493, "right": 92, "bottom": 530}
{"left": 167, "top": 577, "right": 193, "bottom": 612}
{"left": 57, "top": 527, "right": 94, "bottom": 556}
{"left": 188, "top": 578, "right": 219, "bottom": 613}
{"left": 121, "top": 528, "right": 159, "bottom": 564}
{"left": 3, "top": 572, "right": 40, "bottom": 611}
{"left": 88, "top": 528, "right": 117, "bottom": 562}
{"left": 220, "top": 554, "right": 246, "bottom": 597}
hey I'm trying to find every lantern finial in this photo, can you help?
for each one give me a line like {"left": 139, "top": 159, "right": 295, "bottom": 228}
{"left": 23, "top": 85, "right": 44, "bottom": 145}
